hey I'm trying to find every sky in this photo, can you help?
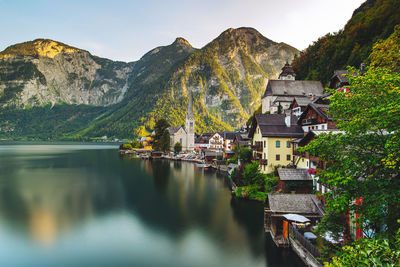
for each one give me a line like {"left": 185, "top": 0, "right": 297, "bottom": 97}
{"left": 0, "top": 0, "right": 365, "bottom": 62}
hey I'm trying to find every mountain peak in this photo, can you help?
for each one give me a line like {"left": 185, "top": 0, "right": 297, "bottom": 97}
{"left": 0, "top": 39, "right": 83, "bottom": 59}
{"left": 173, "top": 37, "right": 192, "bottom": 47}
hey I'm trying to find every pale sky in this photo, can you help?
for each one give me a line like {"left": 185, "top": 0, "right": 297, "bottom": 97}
{"left": 0, "top": 0, "right": 365, "bottom": 62}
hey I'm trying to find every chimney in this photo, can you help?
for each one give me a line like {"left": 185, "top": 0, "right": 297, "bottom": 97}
{"left": 284, "top": 110, "right": 291, "bottom": 127}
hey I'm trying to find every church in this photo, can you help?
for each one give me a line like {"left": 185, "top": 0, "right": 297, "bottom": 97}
{"left": 168, "top": 92, "right": 195, "bottom": 152}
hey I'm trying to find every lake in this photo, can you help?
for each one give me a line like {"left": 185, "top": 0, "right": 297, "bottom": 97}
{"left": 0, "top": 143, "right": 303, "bottom": 267}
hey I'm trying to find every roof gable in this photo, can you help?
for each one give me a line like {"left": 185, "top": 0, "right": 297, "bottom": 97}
{"left": 263, "top": 80, "right": 324, "bottom": 98}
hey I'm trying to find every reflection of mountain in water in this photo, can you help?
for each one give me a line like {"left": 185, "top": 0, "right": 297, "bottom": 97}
{"left": 0, "top": 149, "right": 125, "bottom": 244}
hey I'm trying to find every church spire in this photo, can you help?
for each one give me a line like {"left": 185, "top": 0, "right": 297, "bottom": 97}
{"left": 187, "top": 91, "right": 194, "bottom": 119}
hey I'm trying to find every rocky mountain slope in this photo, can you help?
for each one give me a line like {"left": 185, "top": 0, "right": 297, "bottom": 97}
{"left": 0, "top": 39, "right": 134, "bottom": 106}
{"left": 0, "top": 28, "right": 298, "bottom": 140}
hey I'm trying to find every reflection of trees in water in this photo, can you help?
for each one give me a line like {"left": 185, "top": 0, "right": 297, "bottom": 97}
{"left": 229, "top": 197, "right": 265, "bottom": 257}
{"left": 121, "top": 159, "right": 266, "bottom": 257}
{"left": 150, "top": 160, "right": 170, "bottom": 194}
{"left": 0, "top": 149, "right": 125, "bottom": 244}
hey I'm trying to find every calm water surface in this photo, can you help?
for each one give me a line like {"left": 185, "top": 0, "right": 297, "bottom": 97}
{"left": 0, "top": 143, "right": 303, "bottom": 267}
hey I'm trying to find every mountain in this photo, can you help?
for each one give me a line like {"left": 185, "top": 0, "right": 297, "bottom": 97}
{"left": 0, "top": 28, "right": 298, "bottom": 140}
{"left": 292, "top": 0, "right": 400, "bottom": 85}
{"left": 82, "top": 27, "right": 298, "bottom": 138}
{"left": 0, "top": 39, "right": 134, "bottom": 106}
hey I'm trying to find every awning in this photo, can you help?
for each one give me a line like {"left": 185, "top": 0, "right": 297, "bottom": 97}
{"left": 282, "top": 213, "right": 310, "bottom": 223}
{"left": 304, "top": 232, "right": 317, "bottom": 240}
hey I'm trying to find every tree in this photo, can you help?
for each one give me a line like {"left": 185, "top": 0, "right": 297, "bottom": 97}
{"left": 174, "top": 142, "right": 182, "bottom": 153}
{"left": 299, "top": 35, "right": 400, "bottom": 244}
{"left": 234, "top": 145, "right": 252, "bottom": 164}
{"left": 242, "top": 161, "right": 265, "bottom": 186}
{"left": 153, "top": 119, "right": 171, "bottom": 152}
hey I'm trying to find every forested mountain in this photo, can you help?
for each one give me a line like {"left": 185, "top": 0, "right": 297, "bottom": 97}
{"left": 292, "top": 0, "right": 400, "bottom": 85}
{"left": 0, "top": 28, "right": 298, "bottom": 140}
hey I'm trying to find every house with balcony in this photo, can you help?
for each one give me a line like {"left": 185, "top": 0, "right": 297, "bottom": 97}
{"left": 298, "top": 103, "right": 338, "bottom": 133}
{"left": 249, "top": 114, "right": 304, "bottom": 174}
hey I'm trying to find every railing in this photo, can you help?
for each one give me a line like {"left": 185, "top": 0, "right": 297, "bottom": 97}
{"left": 293, "top": 150, "right": 305, "bottom": 156}
{"left": 259, "top": 159, "right": 268, "bottom": 165}
{"left": 251, "top": 144, "right": 263, "bottom": 152}
{"left": 289, "top": 224, "right": 321, "bottom": 259}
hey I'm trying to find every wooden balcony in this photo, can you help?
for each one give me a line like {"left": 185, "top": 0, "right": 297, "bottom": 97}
{"left": 293, "top": 149, "right": 305, "bottom": 157}
{"left": 301, "top": 118, "right": 318, "bottom": 125}
{"left": 251, "top": 144, "right": 263, "bottom": 152}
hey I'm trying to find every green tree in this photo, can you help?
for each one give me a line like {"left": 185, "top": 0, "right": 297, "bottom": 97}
{"left": 242, "top": 161, "right": 265, "bottom": 186}
{"left": 153, "top": 119, "right": 171, "bottom": 152}
{"left": 234, "top": 145, "right": 252, "bottom": 164}
{"left": 299, "top": 45, "right": 400, "bottom": 245}
{"left": 174, "top": 142, "right": 182, "bottom": 153}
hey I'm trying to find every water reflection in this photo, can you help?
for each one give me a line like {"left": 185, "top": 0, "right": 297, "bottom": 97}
{"left": 0, "top": 144, "right": 303, "bottom": 266}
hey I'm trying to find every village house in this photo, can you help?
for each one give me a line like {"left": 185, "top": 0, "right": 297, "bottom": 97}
{"left": 265, "top": 193, "right": 325, "bottom": 247}
{"left": 329, "top": 70, "right": 350, "bottom": 91}
{"left": 249, "top": 113, "right": 304, "bottom": 174}
{"left": 231, "top": 133, "right": 251, "bottom": 151}
{"left": 261, "top": 62, "right": 325, "bottom": 114}
{"left": 297, "top": 103, "right": 338, "bottom": 133}
{"left": 223, "top": 132, "right": 237, "bottom": 151}
{"left": 277, "top": 168, "right": 313, "bottom": 194}
{"left": 169, "top": 92, "right": 195, "bottom": 151}
{"left": 208, "top": 132, "right": 224, "bottom": 151}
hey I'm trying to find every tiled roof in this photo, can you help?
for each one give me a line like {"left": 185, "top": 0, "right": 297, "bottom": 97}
{"left": 267, "top": 194, "right": 325, "bottom": 216}
{"left": 263, "top": 80, "right": 324, "bottom": 98}
{"left": 250, "top": 114, "right": 304, "bottom": 138}
{"left": 168, "top": 126, "right": 184, "bottom": 135}
{"left": 278, "top": 168, "right": 312, "bottom": 181}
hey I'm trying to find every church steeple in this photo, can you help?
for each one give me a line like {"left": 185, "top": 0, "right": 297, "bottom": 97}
{"left": 185, "top": 91, "right": 195, "bottom": 151}
{"left": 187, "top": 90, "right": 194, "bottom": 120}
{"left": 278, "top": 61, "right": 296, "bottom": 80}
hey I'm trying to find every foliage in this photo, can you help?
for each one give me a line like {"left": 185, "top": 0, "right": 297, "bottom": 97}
{"left": 264, "top": 174, "right": 279, "bottom": 193}
{"left": 235, "top": 184, "right": 267, "bottom": 202}
{"left": 325, "top": 229, "right": 400, "bottom": 267}
{"left": 298, "top": 38, "right": 400, "bottom": 244}
{"left": 174, "top": 142, "right": 182, "bottom": 153}
{"left": 153, "top": 119, "right": 170, "bottom": 152}
{"left": 242, "top": 161, "right": 265, "bottom": 186}
{"left": 122, "top": 143, "right": 133, "bottom": 150}
{"left": 234, "top": 145, "right": 252, "bottom": 164}
{"left": 0, "top": 103, "right": 107, "bottom": 140}
{"left": 369, "top": 25, "right": 400, "bottom": 72}
{"left": 131, "top": 140, "right": 142, "bottom": 148}
{"left": 292, "top": 0, "right": 400, "bottom": 85}
{"left": 227, "top": 156, "right": 238, "bottom": 165}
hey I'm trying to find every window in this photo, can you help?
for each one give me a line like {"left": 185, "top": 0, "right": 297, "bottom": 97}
{"left": 306, "top": 161, "right": 309, "bottom": 167}
{"left": 276, "top": 141, "right": 280, "bottom": 148}
{"left": 180, "top": 138, "right": 182, "bottom": 144}
{"left": 286, "top": 141, "right": 290, "bottom": 148}
{"left": 276, "top": 154, "right": 280, "bottom": 161}
{"left": 286, "top": 154, "right": 291, "bottom": 161}
{"left": 263, "top": 141, "right": 266, "bottom": 148}
{"left": 263, "top": 153, "right": 266, "bottom": 159}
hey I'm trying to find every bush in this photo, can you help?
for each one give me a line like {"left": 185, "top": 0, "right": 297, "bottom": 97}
{"left": 227, "top": 156, "right": 238, "bottom": 165}
{"left": 122, "top": 143, "right": 133, "bottom": 150}
{"left": 242, "top": 161, "right": 265, "bottom": 186}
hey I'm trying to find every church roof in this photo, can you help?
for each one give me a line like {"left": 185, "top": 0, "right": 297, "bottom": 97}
{"left": 186, "top": 91, "right": 195, "bottom": 120}
{"left": 168, "top": 126, "right": 184, "bottom": 135}
{"left": 278, "top": 62, "right": 296, "bottom": 79}
{"left": 263, "top": 80, "right": 324, "bottom": 98}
